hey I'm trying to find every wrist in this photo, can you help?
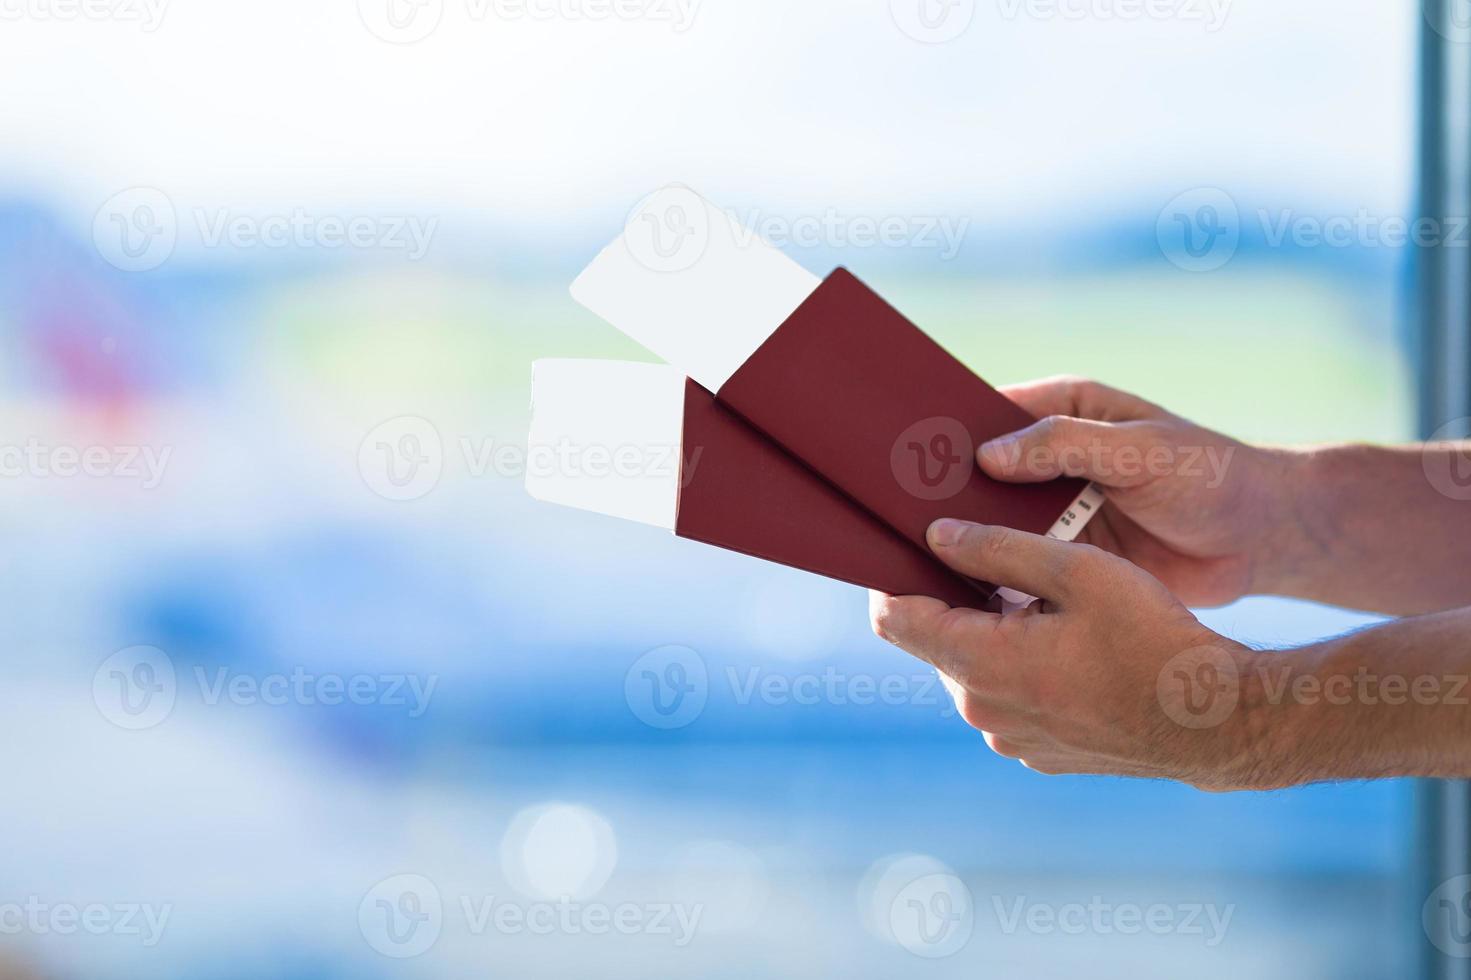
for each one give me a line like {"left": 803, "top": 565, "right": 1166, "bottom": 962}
{"left": 1215, "top": 641, "right": 1342, "bottom": 790}
{"left": 1245, "top": 446, "right": 1337, "bottom": 600}
{"left": 1234, "top": 633, "right": 1440, "bottom": 787}
{"left": 1175, "top": 638, "right": 1297, "bottom": 791}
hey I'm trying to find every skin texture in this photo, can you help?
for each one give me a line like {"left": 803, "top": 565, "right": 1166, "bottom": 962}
{"left": 871, "top": 376, "right": 1471, "bottom": 789}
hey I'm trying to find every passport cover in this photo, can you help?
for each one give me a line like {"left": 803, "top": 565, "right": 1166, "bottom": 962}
{"left": 714, "top": 267, "right": 1090, "bottom": 587}
{"left": 674, "top": 377, "right": 985, "bottom": 608}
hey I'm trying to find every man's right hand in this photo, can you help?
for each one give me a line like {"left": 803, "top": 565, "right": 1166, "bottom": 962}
{"left": 978, "top": 376, "right": 1300, "bottom": 608}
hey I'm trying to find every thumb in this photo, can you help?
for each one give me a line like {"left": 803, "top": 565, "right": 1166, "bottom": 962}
{"left": 976, "top": 415, "right": 1159, "bottom": 487}
{"left": 927, "top": 519, "right": 1093, "bottom": 605}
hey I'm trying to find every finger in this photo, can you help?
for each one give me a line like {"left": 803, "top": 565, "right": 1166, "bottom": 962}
{"left": 936, "top": 668, "right": 1029, "bottom": 726}
{"left": 983, "top": 730, "right": 1036, "bottom": 760}
{"left": 1017, "top": 754, "right": 1172, "bottom": 780}
{"left": 976, "top": 415, "right": 1162, "bottom": 487}
{"left": 998, "top": 375, "right": 1165, "bottom": 423}
{"left": 868, "top": 591, "right": 1002, "bottom": 689}
{"left": 927, "top": 520, "right": 1098, "bottom": 605}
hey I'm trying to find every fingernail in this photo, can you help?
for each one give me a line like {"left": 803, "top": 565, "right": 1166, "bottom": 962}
{"left": 928, "top": 518, "right": 973, "bottom": 548}
{"left": 978, "top": 436, "right": 1016, "bottom": 469}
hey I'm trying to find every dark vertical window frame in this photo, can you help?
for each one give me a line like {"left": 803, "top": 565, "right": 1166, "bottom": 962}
{"left": 1416, "top": 3, "right": 1471, "bottom": 979}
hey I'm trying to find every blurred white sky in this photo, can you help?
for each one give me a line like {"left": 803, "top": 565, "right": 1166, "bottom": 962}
{"left": 0, "top": 0, "right": 1412, "bottom": 233}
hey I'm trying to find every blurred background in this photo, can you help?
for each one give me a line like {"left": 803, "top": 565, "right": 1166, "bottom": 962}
{"left": 0, "top": 0, "right": 1424, "bottom": 976}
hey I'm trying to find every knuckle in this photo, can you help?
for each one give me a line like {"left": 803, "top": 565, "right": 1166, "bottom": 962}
{"left": 994, "top": 610, "right": 1033, "bottom": 646}
{"left": 1046, "top": 544, "right": 1087, "bottom": 582}
{"left": 983, "top": 731, "right": 1024, "bottom": 759}
{"left": 1072, "top": 378, "right": 1111, "bottom": 407}
{"left": 869, "top": 600, "right": 900, "bottom": 643}
{"left": 1056, "top": 374, "right": 1092, "bottom": 398}
{"left": 1021, "top": 757, "right": 1069, "bottom": 777}
{"left": 936, "top": 606, "right": 989, "bottom": 642}
{"left": 978, "top": 526, "right": 1017, "bottom": 565}
{"left": 1048, "top": 540, "right": 1108, "bottom": 585}
{"left": 1135, "top": 420, "right": 1174, "bottom": 449}
{"left": 1034, "top": 414, "right": 1071, "bottom": 446}
{"left": 956, "top": 692, "right": 996, "bottom": 732}
{"left": 1013, "top": 661, "right": 1060, "bottom": 718}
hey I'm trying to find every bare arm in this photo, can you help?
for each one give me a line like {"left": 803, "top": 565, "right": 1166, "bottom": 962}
{"left": 871, "top": 524, "right": 1471, "bottom": 790}
{"left": 1260, "top": 444, "right": 1471, "bottom": 615}
{"left": 1247, "top": 605, "right": 1471, "bottom": 785}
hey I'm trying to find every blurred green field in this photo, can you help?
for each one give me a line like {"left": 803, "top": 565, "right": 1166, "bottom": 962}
{"left": 263, "top": 262, "right": 1412, "bottom": 448}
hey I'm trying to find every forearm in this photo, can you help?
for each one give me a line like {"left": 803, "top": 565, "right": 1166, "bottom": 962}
{"left": 1244, "top": 606, "right": 1471, "bottom": 787}
{"left": 1254, "top": 444, "right": 1471, "bottom": 615}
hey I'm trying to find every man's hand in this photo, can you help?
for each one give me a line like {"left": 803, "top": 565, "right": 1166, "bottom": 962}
{"left": 870, "top": 519, "right": 1268, "bottom": 791}
{"left": 976, "top": 375, "right": 1295, "bottom": 607}
{"left": 978, "top": 375, "right": 1471, "bottom": 616}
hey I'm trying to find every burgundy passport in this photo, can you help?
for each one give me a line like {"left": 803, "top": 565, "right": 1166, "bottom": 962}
{"left": 673, "top": 378, "right": 984, "bottom": 608}
{"left": 550, "top": 189, "right": 1101, "bottom": 606}
{"left": 713, "top": 268, "right": 1089, "bottom": 588}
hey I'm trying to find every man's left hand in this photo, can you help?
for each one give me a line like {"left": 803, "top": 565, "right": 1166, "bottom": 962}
{"left": 870, "top": 518, "right": 1268, "bottom": 791}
